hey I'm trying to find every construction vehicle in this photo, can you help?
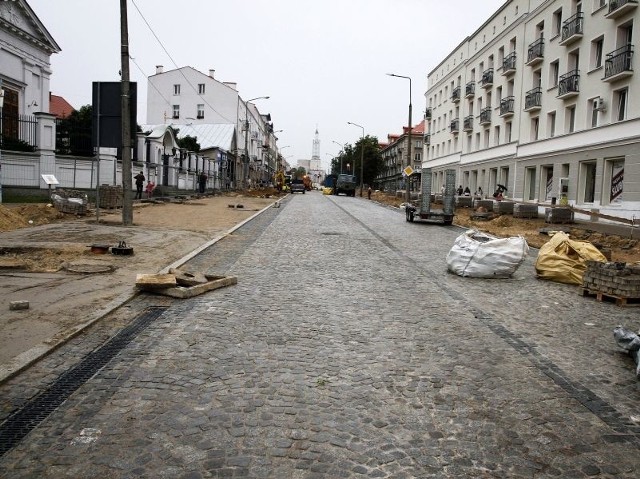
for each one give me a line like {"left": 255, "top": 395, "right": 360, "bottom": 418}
{"left": 334, "top": 174, "right": 357, "bottom": 196}
{"left": 405, "top": 168, "right": 455, "bottom": 225}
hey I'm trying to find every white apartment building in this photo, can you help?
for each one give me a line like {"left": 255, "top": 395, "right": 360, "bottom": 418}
{"left": 424, "top": 0, "right": 638, "bottom": 220}
{"left": 147, "top": 66, "right": 279, "bottom": 188}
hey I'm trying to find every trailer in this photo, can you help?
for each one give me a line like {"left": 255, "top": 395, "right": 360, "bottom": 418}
{"left": 405, "top": 168, "right": 456, "bottom": 225}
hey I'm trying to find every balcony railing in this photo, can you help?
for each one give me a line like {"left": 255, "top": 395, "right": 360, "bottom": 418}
{"left": 452, "top": 86, "right": 461, "bottom": 103}
{"left": 463, "top": 115, "right": 474, "bottom": 132}
{"left": 524, "top": 87, "right": 542, "bottom": 111}
{"left": 423, "top": 133, "right": 430, "bottom": 145}
{"left": 480, "top": 68, "right": 494, "bottom": 88}
{"left": 558, "top": 69, "right": 580, "bottom": 98}
{"left": 465, "top": 82, "right": 475, "bottom": 98}
{"left": 424, "top": 107, "right": 432, "bottom": 120}
{"left": 502, "top": 52, "right": 517, "bottom": 75}
{"left": 479, "top": 107, "right": 491, "bottom": 125}
{"left": 560, "top": 12, "right": 584, "bottom": 45}
{"left": 450, "top": 118, "right": 460, "bottom": 133}
{"left": 604, "top": 44, "right": 634, "bottom": 81}
{"left": 499, "top": 96, "right": 515, "bottom": 116}
{"left": 527, "top": 37, "right": 544, "bottom": 65}
{"left": 607, "top": 0, "right": 638, "bottom": 18}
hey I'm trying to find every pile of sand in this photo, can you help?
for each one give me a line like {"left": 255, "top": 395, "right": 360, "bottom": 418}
{"left": 0, "top": 205, "right": 30, "bottom": 232}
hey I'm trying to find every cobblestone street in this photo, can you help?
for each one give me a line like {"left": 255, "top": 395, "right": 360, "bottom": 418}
{"left": 1, "top": 192, "right": 639, "bottom": 478}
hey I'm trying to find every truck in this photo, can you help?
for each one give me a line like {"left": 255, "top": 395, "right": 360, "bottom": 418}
{"left": 334, "top": 174, "right": 357, "bottom": 197}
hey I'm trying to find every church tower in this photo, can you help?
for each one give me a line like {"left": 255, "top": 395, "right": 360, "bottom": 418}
{"left": 311, "top": 127, "right": 321, "bottom": 171}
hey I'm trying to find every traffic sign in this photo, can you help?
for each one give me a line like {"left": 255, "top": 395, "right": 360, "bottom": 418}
{"left": 403, "top": 166, "right": 414, "bottom": 177}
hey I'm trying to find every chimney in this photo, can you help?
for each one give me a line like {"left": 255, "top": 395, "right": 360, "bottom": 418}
{"left": 156, "top": 65, "right": 163, "bottom": 74}
{"left": 223, "top": 82, "right": 237, "bottom": 91}
{"left": 209, "top": 69, "right": 215, "bottom": 78}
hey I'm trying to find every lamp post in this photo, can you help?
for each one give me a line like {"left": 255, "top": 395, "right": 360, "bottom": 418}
{"left": 347, "top": 122, "right": 365, "bottom": 197}
{"left": 244, "top": 96, "right": 269, "bottom": 189}
{"left": 386, "top": 73, "right": 412, "bottom": 206}
{"left": 332, "top": 140, "right": 344, "bottom": 174}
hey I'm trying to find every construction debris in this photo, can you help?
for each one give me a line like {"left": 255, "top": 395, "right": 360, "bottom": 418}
{"left": 613, "top": 326, "right": 640, "bottom": 378}
{"left": 9, "top": 300, "right": 30, "bottom": 311}
{"left": 135, "top": 271, "right": 237, "bottom": 298}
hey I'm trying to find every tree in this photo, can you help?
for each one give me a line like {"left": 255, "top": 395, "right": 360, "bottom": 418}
{"left": 175, "top": 133, "right": 200, "bottom": 153}
{"left": 330, "top": 136, "right": 382, "bottom": 187}
{"left": 55, "top": 104, "right": 93, "bottom": 156}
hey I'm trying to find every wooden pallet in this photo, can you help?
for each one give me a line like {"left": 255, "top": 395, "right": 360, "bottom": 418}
{"left": 582, "top": 289, "right": 640, "bottom": 307}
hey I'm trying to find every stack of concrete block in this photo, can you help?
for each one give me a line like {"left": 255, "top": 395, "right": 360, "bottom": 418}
{"left": 513, "top": 203, "right": 539, "bottom": 219}
{"left": 494, "top": 200, "right": 515, "bottom": 214}
{"left": 99, "top": 185, "right": 123, "bottom": 209}
{"left": 545, "top": 207, "right": 574, "bottom": 224}
{"left": 456, "top": 196, "right": 473, "bottom": 208}
{"left": 583, "top": 261, "right": 640, "bottom": 300}
{"left": 474, "top": 199, "right": 495, "bottom": 211}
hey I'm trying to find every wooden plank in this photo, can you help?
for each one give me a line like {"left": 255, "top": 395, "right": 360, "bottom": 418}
{"left": 136, "top": 273, "right": 177, "bottom": 290}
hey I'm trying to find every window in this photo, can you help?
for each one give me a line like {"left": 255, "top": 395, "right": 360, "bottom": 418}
{"left": 172, "top": 105, "right": 180, "bottom": 119}
{"left": 506, "top": 121, "right": 512, "bottom": 142}
{"left": 591, "top": 37, "right": 604, "bottom": 70}
{"left": 548, "top": 111, "right": 557, "bottom": 137}
{"left": 197, "top": 104, "right": 204, "bottom": 119}
{"left": 580, "top": 161, "right": 597, "bottom": 203}
{"left": 590, "top": 98, "right": 599, "bottom": 127}
{"left": 484, "top": 129, "right": 490, "bottom": 148}
{"left": 198, "top": 83, "right": 205, "bottom": 94}
{"left": 615, "top": 88, "right": 628, "bottom": 121}
{"left": 525, "top": 167, "right": 537, "bottom": 200}
{"left": 531, "top": 117, "right": 540, "bottom": 141}
{"left": 494, "top": 125, "right": 501, "bottom": 145}
{"left": 593, "top": 0, "right": 606, "bottom": 11}
{"left": 173, "top": 84, "right": 181, "bottom": 95}
{"left": 607, "top": 158, "right": 624, "bottom": 204}
{"left": 567, "top": 105, "right": 576, "bottom": 132}
{"left": 550, "top": 60, "right": 559, "bottom": 87}
{"left": 553, "top": 8, "right": 563, "bottom": 37}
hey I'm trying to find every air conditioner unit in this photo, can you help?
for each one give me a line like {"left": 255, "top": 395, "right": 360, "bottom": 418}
{"left": 594, "top": 98, "right": 606, "bottom": 112}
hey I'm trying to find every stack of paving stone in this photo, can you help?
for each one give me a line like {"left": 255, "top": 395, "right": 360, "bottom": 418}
{"left": 494, "top": 200, "right": 515, "bottom": 214}
{"left": 51, "top": 189, "right": 88, "bottom": 215}
{"left": 545, "top": 206, "right": 574, "bottom": 223}
{"left": 583, "top": 261, "right": 640, "bottom": 304}
{"left": 513, "top": 203, "right": 539, "bottom": 218}
{"left": 456, "top": 196, "right": 473, "bottom": 208}
{"left": 98, "top": 185, "right": 123, "bottom": 209}
{"left": 474, "top": 199, "right": 495, "bottom": 211}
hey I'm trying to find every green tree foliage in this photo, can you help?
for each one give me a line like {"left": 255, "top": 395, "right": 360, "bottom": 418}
{"left": 55, "top": 104, "right": 93, "bottom": 156}
{"left": 175, "top": 133, "right": 200, "bottom": 153}
{"left": 330, "top": 135, "right": 382, "bottom": 187}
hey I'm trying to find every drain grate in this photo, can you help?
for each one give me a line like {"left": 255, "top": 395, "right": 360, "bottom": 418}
{"left": 0, "top": 306, "right": 167, "bottom": 457}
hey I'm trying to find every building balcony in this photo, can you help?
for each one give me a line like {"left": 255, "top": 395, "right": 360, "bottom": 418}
{"left": 557, "top": 69, "right": 580, "bottom": 98}
{"left": 606, "top": 0, "right": 638, "bottom": 19}
{"left": 603, "top": 44, "right": 634, "bottom": 82}
{"left": 499, "top": 96, "right": 515, "bottom": 117}
{"left": 465, "top": 82, "right": 475, "bottom": 98}
{"left": 424, "top": 107, "right": 432, "bottom": 120}
{"left": 463, "top": 115, "right": 474, "bottom": 132}
{"left": 423, "top": 133, "right": 431, "bottom": 145}
{"left": 524, "top": 87, "right": 542, "bottom": 111}
{"left": 450, "top": 118, "right": 459, "bottom": 134}
{"left": 479, "top": 107, "right": 492, "bottom": 125}
{"left": 451, "top": 86, "right": 461, "bottom": 103}
{"left": 526, "top": 38, "right": 544, "bottom": 66}
{"left": 560, "top": 12, "right": 584, "bottom": 46}
{"left": 502, "top": 52, "right": 517, "bottom": 76}
{"left": 480, "top": 68, "right": 494, "bottom": 88}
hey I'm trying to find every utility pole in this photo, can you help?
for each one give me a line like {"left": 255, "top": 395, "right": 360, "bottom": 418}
{"left": 120, "top": 0, "right": 133, "bottom": 225}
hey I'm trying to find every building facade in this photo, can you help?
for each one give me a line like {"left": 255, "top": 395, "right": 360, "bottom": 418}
{"left": 147, "top": 66, "right": 281, "bottom": 188}
{"left": 424, "top": 0, "right": 638, "bottom": 220}
{"left": 378, "top": 120, "right": 425, "bottom": 192}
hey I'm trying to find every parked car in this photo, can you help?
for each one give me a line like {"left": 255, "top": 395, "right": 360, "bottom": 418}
{"left": 290, "top": 179, "right": 306, "bottom": 194}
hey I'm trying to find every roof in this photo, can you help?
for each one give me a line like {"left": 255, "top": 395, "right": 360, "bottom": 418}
{"left": 6, "top": 0, "right": 61, "bottom": 54}
{"left": 142, "top": 123, "right": 236, "bottom": 152}
{"left": 49, "top": 94, "right": 74, "bottom": 119}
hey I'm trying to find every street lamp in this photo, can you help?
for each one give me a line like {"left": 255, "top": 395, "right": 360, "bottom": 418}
{"left": 386, "top": 73, "right": 412, "bottom": 206}
{"left": 244, "top": 96, "right": 269, "bottom": 189}
{"left": 347, "top": 122, "right": 365, "bottom": 197}
{"left": 332, "top": 140, "right": 344, "bottom": 174}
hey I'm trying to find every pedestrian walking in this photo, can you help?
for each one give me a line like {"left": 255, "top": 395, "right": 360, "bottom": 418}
{"left": 367, "top": 186, "right": 372, "bottom": 200}
{"left": 134, "top": 171, "right": 145, "bottom": 199}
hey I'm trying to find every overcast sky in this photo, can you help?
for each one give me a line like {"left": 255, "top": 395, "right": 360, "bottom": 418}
{"left": 29, "top": 0, "right": 505, "bottom": 170}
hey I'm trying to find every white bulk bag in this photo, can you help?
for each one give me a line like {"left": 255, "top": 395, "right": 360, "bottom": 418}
{"left": 447, "top": 229, "right": 529, "bottom": 278}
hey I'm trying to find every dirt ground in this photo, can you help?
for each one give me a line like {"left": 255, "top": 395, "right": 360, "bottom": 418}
{"left": 0, "top": 190, "right": 280, "bottom": 372}
{"left": 369, "top": 190, "right": 640, "bottom": 264}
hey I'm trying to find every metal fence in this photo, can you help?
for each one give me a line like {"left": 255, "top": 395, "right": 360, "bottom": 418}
{"left": 0, "top": 113, "right": 37, "bottom": 151}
